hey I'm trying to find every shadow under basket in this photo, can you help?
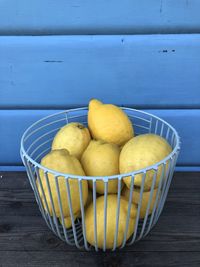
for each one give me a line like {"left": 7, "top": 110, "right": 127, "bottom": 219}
{"left": 20, "top": 107, "right": 180, "bottom": 251}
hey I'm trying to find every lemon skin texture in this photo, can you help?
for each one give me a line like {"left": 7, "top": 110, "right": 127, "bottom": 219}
{"left": 120, "top": 134, "right": 172, "bottom": 190}
{"left": 85, "top": 194, "right": 137, "bottom": 249}
{"left": 88, "top": 99, "right": 134, "bottom": 146}
{"left": 37, "top": 149, "right": 88, "bottom": 217}
{"left": 52, "top": 122, "right": 91, "bottom": 160}
{"left": 81, "top": 140, "right": 121, "bottom": 194}
{"left": 122, "top": 186, "right": 158, "bottom": 219}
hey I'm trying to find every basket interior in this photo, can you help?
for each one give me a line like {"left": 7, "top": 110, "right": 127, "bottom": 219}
{"left": 22, "top": 108, "right": 178, "bottom": 165}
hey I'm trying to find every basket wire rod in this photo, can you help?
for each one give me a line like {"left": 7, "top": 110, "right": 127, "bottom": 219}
{"left": 67, "top": 114, "right": 87, "bottom": 120}
{"left": 137, "top": 170, "right": 158, "bottom": 241}
{"left": 78, "top": 179, "right": 89, "bottom": 251}
{"left": 155, "top": 165, "right": 175, "bottom": 221}
{"left": 71, "top": 225, "right": 84, "bottom": 237}
{"left": 25, "top": 165, "right": 46, "bottom": 225}
{"left": 156, "top": 166, "right": 175, "bottom": 223}
{"left": 128, "top": 172, "right": 146, "bottom": 245}
{"left": 121, "top": 175, "right": 134, "bottom": 248}
{"left": 150, "top": 163, "right": 167, "bottom": 228}
{"left": 24, "top": 159, "right": 51, "bottom": 230}
{"left": 172, "top": 133, "right": 177, "bottom": 148}
{"left": 112, "top": 178, "right": 122, "bottom": 251}
{"left": 154, "top": 157, "right": 173, "bottom": 222}
{"left": 23, "top": 156, "right": 34, "bottom": 190}
{"left": 64, "top": 227, "right": 80, "bottom": 243}
{"left": 29, "top": 137, "right": 53, "bottom": 157}
{"left": 123, "top": 107, "right": 179, "bottom": 138}
{"left": 165, "top": 127, "right": 170, "bottom": 141}
{"left": 160, "top": 122, "right": 164, "bottom": 137}
{"left": 92, "top": 180, "right": 98, "bottom": 251}
{"left": 103, "top": 181, "right": 108, "bottom": 252}
{"left": 127, "top": 114, "right": 150, "bottom": 123}
{"left": 34, "top": 167, "right": 56, "bottom": 233}
{"left": 20, "top": 150, "right": 26, "bottom": 166}
{"left": 34, "top": 147, "right": 51, "bottom": 162}
{"left": 54, "top": 176, "right": 73, "bottom": 245}
{"left": 26, "top": 127, "right": 60, "bottom": 155}
{"left": 65, "top": 112, "right": 69, "bottom": 124}
{"left": 149, "top": 117, "right": 152, "bottom": 133}
{"left": 156, "top": 159, "right": 172, "bottom": 206}
{"left": 170, "top": 132, "right": 175, "bottom": 147}
{"left": 132, "top": 124, "right": 150, "bottom": 130}
{"left": 44, "top": 171, "right": 62, "bottom": 239}
{"left": 156, "top": 152, "right": 179, "bottom": 221}
{"left": 155, "top": 120, "right": 159, "bottom": 134}
{"left": 144, "top": 163, "right": 166, "bottom": 236}
{"left": 23, "top": 118, "right": 66, "bottom": 143}
{"left": 65, "top": 178, "right": 81, "bottom": 249}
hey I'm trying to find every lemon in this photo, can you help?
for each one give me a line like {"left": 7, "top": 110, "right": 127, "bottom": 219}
{"left": 85, "top": 194, "right": 137, "bottom": 249}
{"left": 52, "top": 122, "right": 91, "bottom": 159}
{"left": 88, "top": 99, "right": 134, "bottom": 146}
{"left": 120, "top": 134, "right": 172, "bottom": 190}
{"left": 59, "top": 191, "right": 93, "bottom": 227}
{"left": 122, "top": 186, "right": 158, "bottom": 219}
{"left": 81, "top": 140, "right": 120, "bottom": 194}
{"left": 37, "top": 149, "right": 88, "bottom": 217}
{"left": 59, "top": 210, "right": 80, "bottom": 229}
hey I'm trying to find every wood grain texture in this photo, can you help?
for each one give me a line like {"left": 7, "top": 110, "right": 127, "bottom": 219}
{"left": 0, "top": 172, "right": 199, "bottom": 267}
{"left": 0, "top": 109, "right": 199, "bottom": 165}
{"left": 0, "top": 0, "right": 200, "bottom": 35}
{"left": 0, "top": 252, "right": 199, "bottom": 267}
{"left": 0, "top": 35, "right": 200, "bottom": 109}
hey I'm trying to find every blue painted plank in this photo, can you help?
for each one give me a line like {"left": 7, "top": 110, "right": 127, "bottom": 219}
{"left": 0, "top": 109, "right": 199, "bottom": 166}
{"left": 0, "top": 35, "right": 200, "bottom": 109}
{"left": 0, "top": 110, "right": 54, "bottom": 165}
{"left": 0, "top": 0, "right": 200, "bottom": 35}
{"left": 0, "top": 166, "right": 26, "bottom": 172}
{"left": 149, "top": 109, "right": 200, "bottom": 166}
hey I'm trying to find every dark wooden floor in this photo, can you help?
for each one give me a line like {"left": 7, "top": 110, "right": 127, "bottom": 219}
{"left": 0, "top": 172, "right": 200, "bottom": 267}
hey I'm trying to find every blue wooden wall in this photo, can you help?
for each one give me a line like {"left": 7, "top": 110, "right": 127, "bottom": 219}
{"left": 0, "top": 1, "right": 200, "bottom": 170}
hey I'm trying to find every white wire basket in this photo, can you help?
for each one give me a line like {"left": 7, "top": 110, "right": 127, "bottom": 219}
{"left": 20, "top": 107, "right": 180, "bottom": 251}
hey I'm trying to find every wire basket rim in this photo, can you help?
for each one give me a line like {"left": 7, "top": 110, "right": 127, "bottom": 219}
{"left": 20, "top": 107, "right": 181, "bottom": 181}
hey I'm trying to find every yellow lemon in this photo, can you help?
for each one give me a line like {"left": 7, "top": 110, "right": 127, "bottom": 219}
{"left": 88, "top": 99, "right": 134, "bottom": 146}
{"left": 52, "top": 122, "right": 91, "bottom": 159}
{"left": 120, "top": 134, "right": 172, "bottom": 190}
{"left": 59, "top": 191, "right": 93, "bottom": 227}
{"left": 37, "top": 149, "right": 88, "bottom": 217}
{"left": 59, "top": 211, "right": 80, "bottom": 229}
{"left": 85, "top": 194, "right": 137, "bottom": 249}
{"left": 81, "top": 140, "right": 120, "bottom": 194}
{"left": 122, "top": 186, "right": 158, "bottom": 219}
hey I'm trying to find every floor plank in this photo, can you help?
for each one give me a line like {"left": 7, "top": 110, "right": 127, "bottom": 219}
{"left": 0, "top": 171, "right": 199, "bottom": 266}
{"left": 0, "top": 251, "right": 199, "bottom": 267}
{"left": 0, "top": 214, "right": 199, "bottom": 252}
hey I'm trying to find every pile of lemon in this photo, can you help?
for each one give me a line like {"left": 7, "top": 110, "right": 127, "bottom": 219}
{"left": 37, "top": 99, "right": 172, "bottom": 249}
